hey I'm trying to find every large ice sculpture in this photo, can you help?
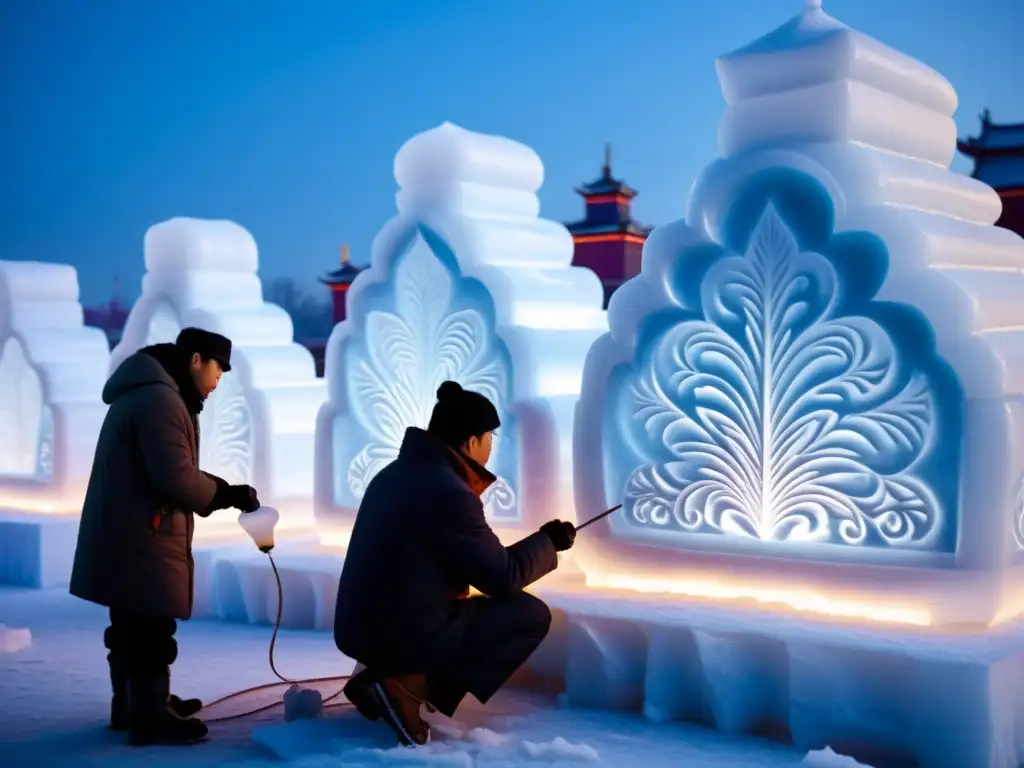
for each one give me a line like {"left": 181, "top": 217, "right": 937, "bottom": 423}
{"left": 0, "top": 261, "right": 109, "bottom": 512}
{"left": 573, "top": 1, "right": 1024, "bottom": 628}
{"left": 112, "top": 219, "right": 326, "bottom": 535}
{"left": 316, "top": 122, "right": 607, "bottom": 539}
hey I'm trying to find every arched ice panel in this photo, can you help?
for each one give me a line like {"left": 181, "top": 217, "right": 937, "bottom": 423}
{"left": 604, "top": 172, "right": 962, "bottom": 556}
{"left": 0, "top": 338, "right": 53, "bottom": 482}
{"left": 330, "top": 227, "right": 520, "bottom": 523}
{"left": 316, "top": 122, "right": 608, "bottom": 544}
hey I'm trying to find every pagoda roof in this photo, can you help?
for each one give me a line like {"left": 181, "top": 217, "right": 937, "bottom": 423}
{"left": 575, "top": 144, "right": 638, "bottom": 198}
{"left": 320, "top": 244, "right": 364, "bottom": 286}
{"left": 958, "top": 110, "right": 1024, "bottom": 156}
{"left": 320, "top": 263, "right": 363, "bottom": 286}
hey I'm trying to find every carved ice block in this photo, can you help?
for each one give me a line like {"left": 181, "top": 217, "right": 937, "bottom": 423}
{"left": 111, "top": 218, "right": 326, "bottom": 532}
{"left": 315, "top": 122, "right": 607, "bottom": 538}
{"left": 0, "top": 260, "right": 109, "bottom": 513}
{"left": 572, "top": 3, "right": 1024, "bottom": 629}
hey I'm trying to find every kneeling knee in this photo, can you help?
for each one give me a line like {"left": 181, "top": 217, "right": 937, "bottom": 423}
{"left": 518, "top": 592, "right": 552, "bottom": 635}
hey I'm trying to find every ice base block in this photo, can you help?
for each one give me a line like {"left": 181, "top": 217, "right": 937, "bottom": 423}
{"left": 526, "top": 587, "right": 1024, "bottom": 768}
{"left": 191, "top": 540, "right": 344, "bottom": 630}
{"left": 0, "top": 512, "right": 80, "bottom": 588}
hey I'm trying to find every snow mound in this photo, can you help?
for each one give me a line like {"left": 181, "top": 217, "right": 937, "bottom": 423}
{"left": 345, "top": 724, "right": 600, "bottom": 766}
{"left": 801, "top": 746, "right": 875, "bottom": 766}
{"left": 254, "top": 715, "right": 600, "bottom": 765}
{"left": 0, "top": 623, "right": 31, "bottom": 653}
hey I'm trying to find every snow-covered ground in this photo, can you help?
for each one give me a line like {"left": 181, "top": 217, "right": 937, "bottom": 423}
{"left": 0, "top": 586, "right": 869, "bottom": 767}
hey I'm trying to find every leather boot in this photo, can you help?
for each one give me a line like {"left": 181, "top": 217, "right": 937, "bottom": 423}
{"left": 126, "top": 670, "right": 208, "bottom": 746}
{"left": 108, "top": 658, "right": 202, "bottom": 731}
{"left": 343, "top": 668, "right": 381, "bottom": 722}
{"left": 372, "top": 673, "right": 432, "bottom": 747}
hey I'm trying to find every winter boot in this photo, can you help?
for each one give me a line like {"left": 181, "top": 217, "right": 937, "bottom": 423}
{"left": 126, "top": 670, "right": 208, "bottom": 746}
{"left": 343, "top": 668, "right": 381, "bottom": 722}
{"left": 371, "top": 674, "right": 433, "bottom": 747}
{"left": 108, "top": 658, "right": 202, "bottom": 731}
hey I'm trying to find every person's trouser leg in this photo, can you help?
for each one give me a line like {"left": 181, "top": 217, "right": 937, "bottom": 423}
{"left": 106, "top": 608, "right": 178, "bottom": 677}
{"left": 105, "top": 609, "right": 207, "bottom": 745}
{"left": 427, "top": 591, "right": 552, "bottom": 717}
{"left": 105, "top": 610, "right": 202, "bottom": 730}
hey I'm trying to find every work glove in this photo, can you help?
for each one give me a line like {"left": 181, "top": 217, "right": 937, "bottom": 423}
{"left": 228, "top": 484, "right": 261, "bottom": 513}
{"left": 540, "top": 519, "right": 576, "bottom": 552}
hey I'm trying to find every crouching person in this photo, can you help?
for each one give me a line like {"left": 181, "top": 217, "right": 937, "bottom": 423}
{"left": 335, "top": 381, "right": 577, "bottom": 747}
{"left": 70, "top": 328, "right": 261, "bottom": 746}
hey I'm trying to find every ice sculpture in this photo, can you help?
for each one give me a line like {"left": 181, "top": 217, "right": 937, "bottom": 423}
{"left": 573, "top": 1, "right": 1024, "bottom": 629}
{"left": 316, "top": 122, "right": 607, "bottom": 539}
{"left": 112, "top": 218, "right": 326, "bottom": 535}
{"left": 0, "top": 260, "right": 109, "bottom": 512}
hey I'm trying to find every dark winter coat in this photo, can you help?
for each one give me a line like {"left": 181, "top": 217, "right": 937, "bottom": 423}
{"left": 334, "top": 427, "right": 559, "bottom": 674}
{"left": 69, "top": 345, "right": 221, "bottom": 620}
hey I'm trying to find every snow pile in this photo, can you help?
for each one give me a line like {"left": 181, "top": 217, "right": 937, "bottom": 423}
{"left": 255, "top": 716, "right": 600, "bottom": 765}
{"left": 345, "top": 722, "right": 600, "bottom": 766}
{"left": 801, "top": 747, "right": 875, "bottom": 767}
{"left": 0, "top": 623, "right": 31, "bottom": 653}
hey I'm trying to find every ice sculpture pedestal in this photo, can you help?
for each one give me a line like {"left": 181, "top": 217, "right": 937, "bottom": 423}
{"left": 526, "top": 588, "right": 1024, "bottom": 768}
{"left": 0, "top": 512, "right": 81, "bottom": 588}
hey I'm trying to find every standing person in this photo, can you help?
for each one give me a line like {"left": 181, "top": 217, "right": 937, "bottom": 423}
{"left": 70, "top": 327, "right": 261, "bottom": 746}
{"left": 335, "top": 381, "right": 577, "bottom": 747}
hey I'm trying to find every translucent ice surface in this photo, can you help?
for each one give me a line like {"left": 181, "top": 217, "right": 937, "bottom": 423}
{"left": 0, "top": 260, "right": 109, "bottom": 513}
{"left": 111, "top": 218, "right": 326, "bottom": 534}
{"left": 316, "top": 123, "right": 606, "bottom": 539}
{"left": 572, "top": 2, "right": 1024, "bottom": 628}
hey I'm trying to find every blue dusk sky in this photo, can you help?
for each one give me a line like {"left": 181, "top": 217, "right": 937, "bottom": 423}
{"left": 2, "top": 0, "right": 1022, "bottom": 306}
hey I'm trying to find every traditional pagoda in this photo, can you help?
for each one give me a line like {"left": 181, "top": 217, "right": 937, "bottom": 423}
{"left": 565, "top": 145, "right": 652, "bottom": 306}
{"left": 319, "top": 244, "right": 364, "bottom": 324}
{"left": 958, "top": 110, "right": 1024, "bottom": 238}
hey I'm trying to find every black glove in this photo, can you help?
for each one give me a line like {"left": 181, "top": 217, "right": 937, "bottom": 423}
{"left": 227, "top": 484, "right": 261, "bottom": 513}
{"left": 540, "top": 520, "right": 576, "bottom": 552}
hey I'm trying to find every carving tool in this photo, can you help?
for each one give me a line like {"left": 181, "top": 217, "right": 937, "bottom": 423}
{"left": 575, "top": 503, "right": 623, "bottom": 532}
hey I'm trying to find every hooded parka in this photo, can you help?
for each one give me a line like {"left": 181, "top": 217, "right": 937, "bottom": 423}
{"left": 69, "top": 345, "right": 220, "bottom": 620}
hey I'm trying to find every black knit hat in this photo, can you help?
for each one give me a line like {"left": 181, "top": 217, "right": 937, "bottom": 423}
{"left": 427, "top": 381, "right": 500, "bottom": 448}
{"left": 175, "top": 327, "right": 233, "bottom": 372}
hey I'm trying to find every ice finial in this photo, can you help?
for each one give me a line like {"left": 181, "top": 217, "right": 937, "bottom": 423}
{"left": 340, "top": 243, "right": 349, "bottom": 265}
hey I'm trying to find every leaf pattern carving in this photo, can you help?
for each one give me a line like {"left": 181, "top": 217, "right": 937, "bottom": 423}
{"left": 346, "top": 236, "right": 516, "bottom": 519}
{"left": 199, "top": 370, "right": 253, "bottom": 486}
{"left": 0, "top": 337, "right": 51, "bottom": 480}
{"left": 618, "top": 204, "right": 942, "bottom": 547}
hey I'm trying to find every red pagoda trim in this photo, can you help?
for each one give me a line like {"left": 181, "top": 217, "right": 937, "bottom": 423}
{"left": 584, "top": 193, "right": 633, "bottom": 205}
{"left": 1000, "top": 188, "right": 1024, "bottom": 198}
{"left": 572, "top": 233, "right": 647, "bottom": 245}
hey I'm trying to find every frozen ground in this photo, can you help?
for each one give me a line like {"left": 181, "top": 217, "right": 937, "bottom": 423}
{"left": 0, "top": 586, "right": 869, "bottom": 767}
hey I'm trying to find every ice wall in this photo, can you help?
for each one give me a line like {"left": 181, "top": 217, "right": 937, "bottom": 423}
{"left": 112, "top": 219, "right": 326, "bottom": 531}
{"left": 0, "top": 261, "right": 109, "bottom": 512}
{"left": 573, "top": 2, "right": 1024, "bottom": 628}
{"left": 316, "top": 122, "right": 607, "bottom": 538}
